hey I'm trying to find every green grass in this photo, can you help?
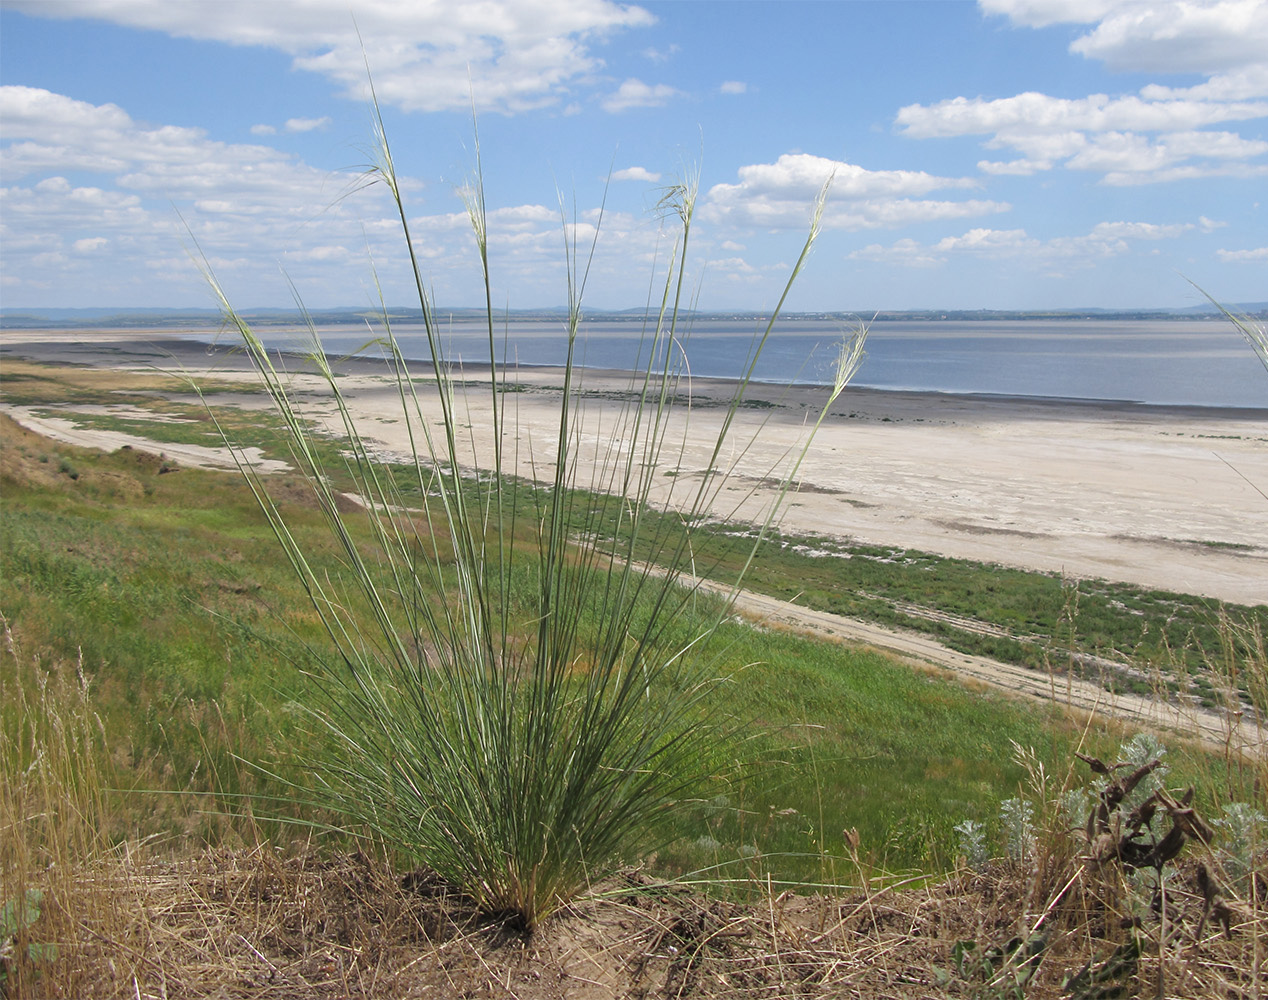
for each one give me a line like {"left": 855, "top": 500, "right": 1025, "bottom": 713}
{"left": 2, "top": 406, "right": 1250, "bottom": 890}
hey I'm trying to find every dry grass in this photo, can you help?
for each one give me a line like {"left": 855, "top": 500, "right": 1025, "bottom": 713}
{"left": 3, "top": 843, "right": 1263, "bottom": 998}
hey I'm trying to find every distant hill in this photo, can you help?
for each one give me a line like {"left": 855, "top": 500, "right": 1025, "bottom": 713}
{"left": 2, "top": 303, "right": 1265, "bottom": 330}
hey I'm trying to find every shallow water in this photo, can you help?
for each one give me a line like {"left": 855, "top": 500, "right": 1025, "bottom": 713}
{"left": 255, "top": 318, "right": 1267, "bottom": 409}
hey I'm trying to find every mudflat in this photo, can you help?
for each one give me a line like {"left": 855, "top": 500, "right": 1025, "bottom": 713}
{"left": 4, "top": 328, "right": 1267, "bottom": 605}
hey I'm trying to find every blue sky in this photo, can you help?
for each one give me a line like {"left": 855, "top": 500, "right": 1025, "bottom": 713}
{"left": 1, "top": 0, "right": 1265, "bottom": 313}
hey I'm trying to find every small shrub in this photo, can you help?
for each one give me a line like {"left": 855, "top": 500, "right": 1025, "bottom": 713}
{"left": 999, "top": 797, "right": 1035, "bottom": 863}
{"left": 1215, "top": 802, "right": 1266, "bottom": 893}
{"left": 953, "top": 818, "right": 988, "bottom": 871}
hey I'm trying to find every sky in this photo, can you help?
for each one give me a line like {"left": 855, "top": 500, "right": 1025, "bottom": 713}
{"left": 1, "top": 0, "right": 1266, "bottom": 314}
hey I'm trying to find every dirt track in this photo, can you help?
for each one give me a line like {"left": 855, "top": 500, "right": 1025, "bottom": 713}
{"left": 712, "top": 581, "right": 1261, "bottom": 752}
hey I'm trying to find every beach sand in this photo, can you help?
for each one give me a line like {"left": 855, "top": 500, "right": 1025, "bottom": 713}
{"left": 4, "top": 329, "right": 1267, "bottom": 606}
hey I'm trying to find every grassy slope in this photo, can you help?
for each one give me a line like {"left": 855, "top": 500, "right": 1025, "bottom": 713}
{"left": 1, "top": 362, "right": 1257, "bottom": 881}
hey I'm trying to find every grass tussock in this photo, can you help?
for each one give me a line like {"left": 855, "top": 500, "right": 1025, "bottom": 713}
{"left": 197, "top": 103, "right": 864, "bottom": 931}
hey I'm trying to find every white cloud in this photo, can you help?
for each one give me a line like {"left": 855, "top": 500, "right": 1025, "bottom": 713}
{"left": 978, "top": 1, "right": 1118, "bottom": 27}
{"left": 6, "top": 0, "right": 657, "bottom": 116}
{"left": 250, "top": 124, "right": 277, "bottom": 136}
{"left": 848, "top": 238, "right": 947, "bottom": 268}
{"left": 1069, "top": 0, "right": 1268, "bottom": 74}
{"left": 0, "top": 87, "right": 342, "bottom": 214}
{"left": 601, "top": 78, "right": 680, "bottom": 112}
{"left": 902, "top": 2, "right": 1268, "bottom": 185}
{"left": 642, "top": 43, "right": 680, "bottom": 62}
{"left": 284, "top": 116, "right": 332, "bottom": 133}
{"left": 1060, "top": 128, "right": 1268, "bottom": 183}
{"left": 611, "top": 166, "right": 662, "bottom": 182}
{"left": 981, "top": 0, "right": 1268, "bottom": 73}
{"left": 897, "top": 91, "right": 1268, "bottom": 140}
{"left": 977, "top": 157, "right": 1048, "bottom": 175}
{"left": 0, "top": 81, "right": 663, "bottom": 307}
{"left": 898, "top": 89, "right": 1268, "bottom": 183}
{"left": 702, "top": 152, "right": 1008, "bottom": 230}
{"left": 1217, "top": 245, "right": 1268, "bottom": 261}
{"left": 0, "top": 86, "right": 412, "bottom": 304}
{"left": 719, "top": 80, "right": 747, "bottom": 95}
{"left": 1141, "top": 65, "right": 1268, "bottom": 102}
{"left": 850, "top": 216, "right": 1204, "bottom": 269}
{"left": 707, "top": 255, "right": 756, "bottom": 273}
{"left": 1090, "top": 220, "right": 1194, "bottom": 239}
{"left": 282, "top": 244, "right": 354, "bottom": 262}
{"left": 934, "top": 227, "right": 1039, "bottom": 253}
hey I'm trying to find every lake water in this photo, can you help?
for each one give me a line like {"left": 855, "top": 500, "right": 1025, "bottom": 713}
{"left": 251, "top": 318, "right": 1268, "bottom": 410}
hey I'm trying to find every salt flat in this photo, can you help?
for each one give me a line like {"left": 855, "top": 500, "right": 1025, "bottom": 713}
{"left": 4, "top": 329, "right": 1266, "bottom": 605}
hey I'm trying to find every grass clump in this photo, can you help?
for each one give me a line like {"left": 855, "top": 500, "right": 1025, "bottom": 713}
{"left": 201, "top": 107, "right": 864, "bottom": 931}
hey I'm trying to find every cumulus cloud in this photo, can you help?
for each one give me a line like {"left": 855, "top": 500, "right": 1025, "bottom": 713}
{"left": 849, "top": 237, "right": 947, "bottom": 268}
{"left": 980, "top": 0, "right": 1268, "bottom": 73}
{"left": 2, "top": 80, "right": 686, "bottom": 308}
{"left": 899, "top": 1, "right": 1268, "bottom": 185}
{"left": 284, "top": 116, "right": 332, "bottom": 133}
{"left": 0, "top": 85, "right": 409, "bottom": 304}
{"left": 719, "top": 80, "right": 747, "bottom": 95}
{"left": 1064, "top": 128, "right": 1268, "bottom": 183}
{"left": 642, "top": 43, "right": 680, "bottom": 62}
{"left": 6, "top": 0, "right": 656, "bottom": 116}
{"left": 1217, "top": 246, "right": 1268, "bottom": 261}
{"left": 701, "top": 152, "right": 1008, "bottom": 230}
{"left": 601, "top": 78, "right": 680, "bottom": 112}
{"left": 0, "top": 86, "right": 338, "bottom": 210}
{"left": 849, "top": 216, "right": 1203, "bottom": 269}
{"left": 1068, "top": 0, "right": 1268, "bottom": 74}
{"left": 977, "top": 157, "right": 1049, "bottom": 175}
{"left": 1090, "top": 220, "right": 1194, "bottom": 239}
{"left": 611, "top": 166, "right": 662, "bottom": 182}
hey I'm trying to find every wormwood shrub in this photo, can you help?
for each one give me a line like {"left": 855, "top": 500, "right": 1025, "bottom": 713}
{"left": 945, "top": 728, "right": 1266, "bottom": 997}
{"left": 200, "top": 104, "right": 865, "bottom": 931}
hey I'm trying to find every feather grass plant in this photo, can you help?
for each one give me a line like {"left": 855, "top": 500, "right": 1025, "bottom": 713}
{"left": 1188, "top": 278, "right": 1268, "bottom": 375}
{"left": 199, "top": 103, "right": 864, "bottom": 930}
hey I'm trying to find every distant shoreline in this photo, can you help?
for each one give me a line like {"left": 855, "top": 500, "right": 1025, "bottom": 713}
{"left": 4, "top": 301, "right": 1266, "bottom": 328}
{"left": 4, "top": 328, "right": 1266, "bottom": 421}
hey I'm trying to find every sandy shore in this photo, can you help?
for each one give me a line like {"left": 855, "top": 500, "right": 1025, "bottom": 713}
{"left": 4, "top": 328, "right": 1267, "bottom": 606}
